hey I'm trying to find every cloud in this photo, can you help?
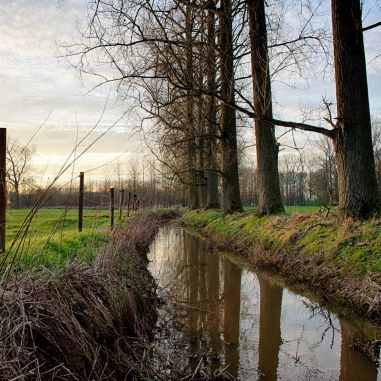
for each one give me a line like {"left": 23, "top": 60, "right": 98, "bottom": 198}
{"left": 0, "top": 0, "right": 127, "bottom": 126}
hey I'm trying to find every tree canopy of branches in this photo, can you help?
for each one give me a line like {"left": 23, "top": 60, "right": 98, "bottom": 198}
{"left": 67, "top": 0, "right": 381, "bottom": 218}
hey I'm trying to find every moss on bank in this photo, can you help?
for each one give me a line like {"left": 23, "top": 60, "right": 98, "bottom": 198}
{"left": 179, "top": 209, "right": 381, "bottom": 322}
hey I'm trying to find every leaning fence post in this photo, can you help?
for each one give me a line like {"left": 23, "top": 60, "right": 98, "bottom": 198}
{"left": 78, "top": 172, "right": 84, "bottom": 232}
{"left": 0, "top": 128, "right": 6, "bottom": 252}
{"left": 119, "top": 189, "right": 125, "bottom": 221}
{"left": 110, "top": 187, "right": 115, "bottom": 228}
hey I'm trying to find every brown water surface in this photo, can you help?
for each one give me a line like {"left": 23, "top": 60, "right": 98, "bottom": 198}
{"left": 148, "top": 226, "right": 380, "bottom": 380}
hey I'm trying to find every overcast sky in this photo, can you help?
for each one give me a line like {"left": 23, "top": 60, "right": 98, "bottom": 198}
{"left": 0, "top": 0, "right": 139, "bottom": 183}
{"left": 0, "top": 0, "right": 380, "bottom": 182}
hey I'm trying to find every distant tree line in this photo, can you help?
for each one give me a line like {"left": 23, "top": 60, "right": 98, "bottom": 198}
{"left": 240, "top": 149, "right": 339, "bottom": 207}
{"left": 7, "top": 117, "right": 381, "bottom": 211}
{"left": 7, "top": 177, "right": 182, "bottom": 210}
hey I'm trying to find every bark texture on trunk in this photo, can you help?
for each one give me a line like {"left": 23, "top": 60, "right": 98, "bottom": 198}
{"left": 332, "top": 0, "right": 379, "bottom": 218}
{"left": 248, "top": 0, "right": 284, "bottom": 215}
{"left": 197, "top": 47, "right": 207, "bottom": 207}
{"left": 219, "top": 0, "right": 243, "bottom": 213}
{"left": 206, "top": 0, "right": 220, "bottom": 209}
{"left": 186, "top": 2, "right": 199, "bottom": 209}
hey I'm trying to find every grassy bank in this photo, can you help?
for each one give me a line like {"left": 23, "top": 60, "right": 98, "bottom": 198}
{"left": 0, "top": 209, "right": 179, "bottom": 380}
{"left": 179, "top": 209, "right": 381, "bottom": 322}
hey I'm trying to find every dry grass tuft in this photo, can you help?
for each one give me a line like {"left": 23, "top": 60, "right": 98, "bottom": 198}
{"left": 0, "top": 266, "right": 154, "bottom": 380}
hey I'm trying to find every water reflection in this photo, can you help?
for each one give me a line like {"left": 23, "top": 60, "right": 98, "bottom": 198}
{"left": 149, "top": 226, "right": 381, "bottom": 380}
{"left": 223, "top": 257, "right": 241, "bottom": 378}
{"left": 257, "top": 274, "right": 283, "bottom": 380}
{"left": 206, "top": 248, "right": 221, "bottom": 362}
{"left": 339, "top": 321, "right": 378, "bottom": 381}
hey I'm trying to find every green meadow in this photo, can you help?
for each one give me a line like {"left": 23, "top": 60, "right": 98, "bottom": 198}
{"left": 4, "top": 208, "right": 111, "bottom": 272}
{"left": 244, "top": 205, "right": 323, "bottom": 214}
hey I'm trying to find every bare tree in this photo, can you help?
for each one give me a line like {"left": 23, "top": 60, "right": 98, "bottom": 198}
{"left": 219, "top": 0, "right": 243, "bottom": 213}
{"left": 239, "top": 0, "right": 380, "bottom": 218}
{"left": 330, "top": 0, "right": 379, "bottom": 217}
{"left": 312, "top": 136, "right": 338, "bottom": 206}
{"left": 185, "top": 1, "right": 199, "bottom": 209}
{"left": 6, "top": 138, "right": 36, "bottom": 209}
{"left": 205, "top": 0, "right": 220, "bottom": 209}
{"left": 278, "top": 154, "right": 307, "bottom": 205}
{"left": 128, "top": 157, "right": 141, "bottom": 193}
{"left": 247, "top": 0, "right": 284, "bottom": 215}
{"left": 68, "top": 0, "right": 380, "bottom": 218}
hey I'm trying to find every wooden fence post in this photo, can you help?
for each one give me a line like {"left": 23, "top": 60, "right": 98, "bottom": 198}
{"left": 119, "top": 189, "right": 125, "bottom": 221}
{"left": 110, "top": 187, "right": 115, "bottom": 228}
{"left": 0, "top": 128, "right": 6, "bottom": 252}
{"left": 78, "top": 172, "right": 84, "bottom": 232}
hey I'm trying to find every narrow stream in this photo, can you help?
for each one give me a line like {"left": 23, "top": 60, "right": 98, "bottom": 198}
{"left": 148, "top": 226, "right": 381, "bottom": 380}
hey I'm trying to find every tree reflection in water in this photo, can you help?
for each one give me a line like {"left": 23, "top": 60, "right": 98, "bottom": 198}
{"left": 257, "top": 274, "right": 283, "bottom": 381}
{"left": 148, "top": 227, "right": 380, "bottom": 380}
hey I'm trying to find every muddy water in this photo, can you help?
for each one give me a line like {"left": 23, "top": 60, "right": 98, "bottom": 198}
{"left": 148, "top": 226, "right": 381, "bottom": 380}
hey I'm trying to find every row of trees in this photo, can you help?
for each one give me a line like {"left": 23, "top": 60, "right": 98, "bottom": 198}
{"left": 7, "top": 118, "right": 381, "bottom": 210}
{"left": 240, "top": 150, "right": 339, "bottom": 207}
{"left": 4, "top": 153, "right": 339, "bottom": 210}
{"left": 68, "top": 0, "right": 380, "bottom": 218}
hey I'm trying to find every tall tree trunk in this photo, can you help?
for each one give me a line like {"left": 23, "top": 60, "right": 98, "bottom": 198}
{"left": 219, "top": 0, "right": 243, "bottom": 213}
{"left": 198, "top": 109, "right": 208, "bottom": 207}
{"left": 206, "top": 0, "right": 220, "bottom": 209}
{"left": 186, "top": 2, "right": 199, "bottom": 209}
{"left": 248, "top": 0, "right": 284, "bottom": 215}
{"left": 197, "top": 41, "right": 207, "bottom": 207}
{"left": 331, "top": 0, "right": 379, "bottom": 218}
{"left": 15, "top": 182, "right": 20, "bottom": 209}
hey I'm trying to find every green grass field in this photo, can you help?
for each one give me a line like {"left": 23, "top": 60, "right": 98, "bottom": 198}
{"left": 4, "top": 208, "right": 111, "bottom": 273}
{"left": 244, "top": 205, "right": 321, "bottom": 214}
{"left": 3, "top": 205, "right": 321, "bottom": 274}
{"left": 284, "top": 205, "right": 322, "bottom": 214}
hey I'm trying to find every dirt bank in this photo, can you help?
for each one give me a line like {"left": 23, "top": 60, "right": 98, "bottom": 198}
{"left": 179, "top": 209, "right": 381, "bottom": 324}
